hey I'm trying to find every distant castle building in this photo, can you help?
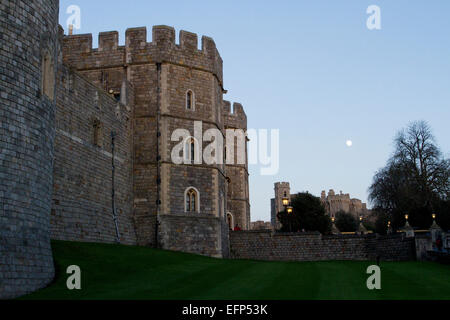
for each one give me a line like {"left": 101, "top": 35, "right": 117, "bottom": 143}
{"left": 250, "top": 221, "right": 272, "bottom": 230}
{"left": 270, "top": 182, "right": 368, "bottom": 229}
{"left": 320, "top": 189, "right": 368, "bottom": 219}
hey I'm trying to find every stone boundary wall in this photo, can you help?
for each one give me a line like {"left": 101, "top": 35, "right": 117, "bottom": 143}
{"left": 230, "top": 230, "right": 416, "bottom": 262}
{"left": 158, "top": 214, "right": 228, "bottom": 258}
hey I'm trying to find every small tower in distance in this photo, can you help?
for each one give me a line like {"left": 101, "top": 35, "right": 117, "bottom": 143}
{"left": 271, "top": 182, "right": 291, "bottom": 229}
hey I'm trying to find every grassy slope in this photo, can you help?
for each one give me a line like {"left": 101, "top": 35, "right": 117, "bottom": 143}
{"left": 22, "top": 241, "right": 450, "bottom": 300}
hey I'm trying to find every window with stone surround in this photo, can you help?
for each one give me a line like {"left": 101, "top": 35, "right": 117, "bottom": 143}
{"left": 184, "top": 137, "right": 198, "bottom": 164}
{"left": 186, "top": 90, "right": 195, "bottom": 110}
{"left": 227, "top": 212, "right": 233, "bottom": 230}
{"left": 92, "top": 119, "right": 103, "bottom": 148}
{"left": 185, "top": 187, "right": 200, "bottom": 213}
{"left": 41, "top": 50, "right": 55, "bottom": 100}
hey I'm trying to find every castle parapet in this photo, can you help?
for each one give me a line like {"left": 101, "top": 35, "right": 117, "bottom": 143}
{"left": 180, "top": 30, "right": 198, "bottom": 51}
{"left": 62, "top": 26, "right": 223, "bottom": 85}
{"left": 152, "top": 25, "right": 175, "bottom": 45}
{"left": 64, "top": 33, "right": 93, "bottom": 54}
{"left": 223, "top": 100, "right": 247, "bottom": 130}
{"left": 99, "top": 31, "right": 119, "bottom": 51}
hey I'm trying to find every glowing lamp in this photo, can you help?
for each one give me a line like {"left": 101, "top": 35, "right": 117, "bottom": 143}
{"left": 282, "top": 197, "right": 289, "bottom": 206}
{"left": 287, "top": 206, "right": 293, "bottom": 214}
{"left": 405, "top": 214, "right": 409, "bottom": 221}
{"left": 432, "top": 213, "right": 436, "bottom": 220}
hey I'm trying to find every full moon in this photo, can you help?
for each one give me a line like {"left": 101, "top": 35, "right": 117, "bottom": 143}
{"left": 346, "top": 140, "right": 353, "bottom": 147}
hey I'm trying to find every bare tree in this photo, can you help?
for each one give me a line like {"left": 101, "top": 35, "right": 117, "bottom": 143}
{"left": 369, "top": 121, "right": 450, "bottom": 229}
{"left": 393, "top": 121, "right": 450, "bottom": 205}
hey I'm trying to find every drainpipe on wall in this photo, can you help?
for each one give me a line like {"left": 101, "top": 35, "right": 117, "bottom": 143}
{"left": 155, "top": 62, "right": 162, "bottom": 248}
{"left": 111, "top": 131, "right": 121, "bottom": 243}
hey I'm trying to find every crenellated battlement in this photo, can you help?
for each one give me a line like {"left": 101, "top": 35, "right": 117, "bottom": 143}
{"left": 275, "top": 182, "right": 290, "bottom": 189}
{"left": 223, "top": 100, "right": 247, "bottom": 130}
{"left": 99, "top": 31, "right": 119, "bottom": 51}
{"left": 62, "top": 26, "right": 223, "bottom": 85}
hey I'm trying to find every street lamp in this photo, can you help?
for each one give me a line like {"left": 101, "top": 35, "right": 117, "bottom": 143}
{"left": 403, "top": 213, "right": 414, "bottom": 238}
{"left": 286, "top": 206, "right": 293, "bottom": 232}
{"left": 282, "top": 197, "right": 289, "bottom": 207}
{"left": 331, "top": 216, "right": 340, "bottom": 235}
{"left": 358, "top": 215, "right": 367, "bottom": 235}
{"left": 430, "top": 213, "right": 442, "bottom": 247}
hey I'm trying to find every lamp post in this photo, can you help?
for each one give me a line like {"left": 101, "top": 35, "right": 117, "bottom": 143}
{"left": 358, "top": 215, "right": 367, "bottom": 235}
{"left": 403, "top": 213, "right": 414, "bottom": 238}
{"left": 282, "top": 197, "right": 292, "bottom": 232}
{"left": 287, "top": 205, "right": 293, "bottom": 232}
{"left": 387, "top": 220, "right": 392, "bottom": 234}
{"left": 331, "top": 216, "right": 340, "bottom": 235}
{"left": 430, "top": 213, "right": 442, "bottom": 247}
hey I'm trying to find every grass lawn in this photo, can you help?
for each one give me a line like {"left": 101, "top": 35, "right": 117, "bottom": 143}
{"left": 22, "top": 240, "right": 450, "bottom": 300}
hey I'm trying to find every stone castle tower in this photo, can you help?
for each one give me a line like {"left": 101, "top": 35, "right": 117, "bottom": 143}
{"left": 270, "top": 182, "right": 290, "bottom": 229}
{"left": 0, "top": 0, "right": 59, "bottom": 298}
{"left": 0, "top": 1, "right": 250, "bottom": 298}
{"left": 60, "top": 25, "right": 250, "bottom": 254}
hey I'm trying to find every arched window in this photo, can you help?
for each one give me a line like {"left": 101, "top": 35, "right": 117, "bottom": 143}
{"left": 185, "top": 187, "right": 200, "bottom": 213}
{"left": 186, "top": 90, "right": 194, "bottom": 110}
{"left": 184, "top": 137, "right": 198, "bottom": 164}
{"left": 227, "top": 212, "right": 233, "bottom": 230}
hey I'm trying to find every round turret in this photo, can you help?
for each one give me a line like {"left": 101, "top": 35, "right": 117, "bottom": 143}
{"left": 0, "top": 0, "right": 59, "bottom": 298}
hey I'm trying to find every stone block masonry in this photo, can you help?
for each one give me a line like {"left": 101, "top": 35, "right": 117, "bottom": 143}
{"left": 0, "top": 0, "right": 59, "bottom": 299}
{"left": 1, "top": 0, "right": 251, "bottom": 297}
{"left": 230, "top": 231, "right": 416, "bottom": 262}
{"left": 61, "top": 25, "right": 250, "bottom": 253}
{"left": 50, "top": 64, "right": 137, "bottom": 245}
{"left": 158, "top": 214, "right": 228, "bottom": 258}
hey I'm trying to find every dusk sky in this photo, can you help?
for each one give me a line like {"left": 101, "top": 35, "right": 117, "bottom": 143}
{"left": 59, "top": 0, "right": 450, "bottom": 222}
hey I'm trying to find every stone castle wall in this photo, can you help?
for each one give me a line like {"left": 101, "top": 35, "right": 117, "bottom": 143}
{"left": 321, "top": 189, "right": 369, "bottom": 219}
{"left": 0, "top": 0, "right": 59, "bottom": 299}
{"left": 223, "top": 101, "right": 250, "bottom": 230}
{"left": 230, "top": 231, "right": 416, "bottom": 262}
{"left": 50, "top": 64, "right": 137, "bottom": 245}
{"left": 158, "top": 214, "right": 227, "bottom": 258}
{"left": 61, "top": 26, "right": 250, "bottom": 255}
